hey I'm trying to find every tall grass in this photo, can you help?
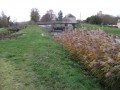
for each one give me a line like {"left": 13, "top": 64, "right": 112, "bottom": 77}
{"left": 53, "top": 28, "right": 120, "bottom": 90}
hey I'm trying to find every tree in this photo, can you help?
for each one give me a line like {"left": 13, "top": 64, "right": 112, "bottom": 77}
{"left": 0, "top": 11, "right": 10, "bottom": 27}
{"left": 47, "top": 9, "right": 54, "bottom": 17}
{"left": 30, "top": 8, "right": 40, "bottom": 22}
{"left": 86, "top": 15, "right": 102, "bottom": 25}
{"left": 100, "top": 14, "right": 120, "bottom": 25}
{"left": 41, "top": 13, "right": 52, "bottom": 22}
{"left": 41, "top": 9, "right": 56, "bottom": 22}
{"left": 86, "top": 14, "right": 120, "bottom": 25}
{"left": 46, "top": 9, "right": 56, "bottom": 21}
{"left": 58, "top": 10, "right": 63, "bottom": 21}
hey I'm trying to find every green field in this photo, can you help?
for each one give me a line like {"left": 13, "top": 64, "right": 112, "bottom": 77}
{"left": 79, "top": 23, "right": 120, "bottom": 36}
{"left": 0, "top": 25, "right": 101, "bottom": 90}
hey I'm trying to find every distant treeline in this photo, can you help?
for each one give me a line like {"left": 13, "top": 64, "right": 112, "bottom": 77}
{"left": 85, "top": 14, "right": 120, "bottom": 25}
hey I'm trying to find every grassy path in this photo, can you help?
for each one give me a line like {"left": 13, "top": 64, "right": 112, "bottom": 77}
{"left": 0, "top": 25, "right": 101, "bottom": 90}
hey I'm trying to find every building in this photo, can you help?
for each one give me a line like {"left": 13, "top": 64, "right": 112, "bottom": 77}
{"left": 64, "top": 14, "right": 76, "bottom": 23}
{"left": 117, "top": 19, "right": 120, "bottom": 28}
{"left": 97, "top": 11, "right": 103, "bottom": 16}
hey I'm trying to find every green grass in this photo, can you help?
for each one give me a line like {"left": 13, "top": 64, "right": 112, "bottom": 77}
{"left": 0, "top": 28, "right": 8, "bottom": 33}
{"left": 80, "top": 23, "right": 120, "bottom": 36}
{"left": 0, "top": 25, "right": 101, "bottom": 90}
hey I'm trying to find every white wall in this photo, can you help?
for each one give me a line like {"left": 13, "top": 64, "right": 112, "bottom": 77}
{"left": 68, "top": 17, "right": 76, "bottom": 23}
{"left": 64, "top": 17, "right": 76, "bottom": 23}
{"left": 117, "top": 23, "right": 120, "bottom": 28}
{"left": 117, "top": 19, "right": 120, "bottom": 28}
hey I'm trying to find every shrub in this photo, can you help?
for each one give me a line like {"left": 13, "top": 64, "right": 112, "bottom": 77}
{"left": 53, "top": 29, "right": 120, "bottom": 89}
{"left": 86, "top": 15, "right": 102, "bottom": 25}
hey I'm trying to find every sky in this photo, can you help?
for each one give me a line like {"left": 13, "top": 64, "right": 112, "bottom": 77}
{"left": 0, "top": 0, "right": 120, "bottom": 22}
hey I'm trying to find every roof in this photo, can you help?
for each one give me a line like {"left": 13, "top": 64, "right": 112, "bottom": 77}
{"left": 65, "top": 14, "right": 75, "bottom": 18}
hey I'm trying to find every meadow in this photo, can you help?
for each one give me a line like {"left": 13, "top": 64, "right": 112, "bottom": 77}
{"left": 79, "top": 23, "right": 120, "bottom": 36}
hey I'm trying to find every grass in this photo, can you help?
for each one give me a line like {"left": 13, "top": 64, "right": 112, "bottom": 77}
{"left": 0, "top": 25, "right": 101, "bottom": 90}
{"left": 80, "top": 23, "right": 120, "bottom": 36}
{"left": 0, "top": 28, "right": 8, "bottom": 33}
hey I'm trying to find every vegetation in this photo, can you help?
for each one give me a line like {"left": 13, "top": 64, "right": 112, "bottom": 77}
{"left": 53, "top": 28, "right": 120, "bottom": 90}
{"left": 80, "top": 23, "right": 120, "bottom": 36}
{"left": 41, "top": 13, "right": 52, "bottom": 22}
{"left": 30, "top": 8, "right": 40, "bottom": 22}
{"left": 0, "top": 11, "right": 10, "bottom": 28}
{"left": 85, "top": 14, "right": 120, "bottom": 25}
{"left": 0, "top": 25, "right": 101, "bottom": 90}
{"left": 57, "top": 10, "right": 63, "bottom": 21}
{"left": 100, "top": 14, "right": 120, "bottom": 25}
{"left": 0, "top": 11, "right": 27, "bottom": 32}
{"left": 41, "top": 9, "right": 55, "bottom": 22}
{"left": 86, "top": 15, "right": 102, "bottom": 25}
{"left": 0, "top": 28, "right": 8, "bottom": 33}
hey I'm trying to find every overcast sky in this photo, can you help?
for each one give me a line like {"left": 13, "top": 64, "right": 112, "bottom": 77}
{"left": 0, "top": 0, "right": 120, "bottom": 22}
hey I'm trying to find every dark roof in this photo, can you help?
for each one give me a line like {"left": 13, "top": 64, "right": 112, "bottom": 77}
{"left": 65, "top": 14, "right": 75, "bottom": 18}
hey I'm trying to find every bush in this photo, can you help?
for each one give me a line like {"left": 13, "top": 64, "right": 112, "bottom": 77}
{"left": 7, "top": 22, "right": 28, "bottom": 32}
{"left": 53, "top": 29, "right": 120, "bottom": 90}
{"left": 86, "top": 15, "right": 102, "bottom": 25}
{"left": 7, "top": 26, "right": 20, "bottom": 32}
